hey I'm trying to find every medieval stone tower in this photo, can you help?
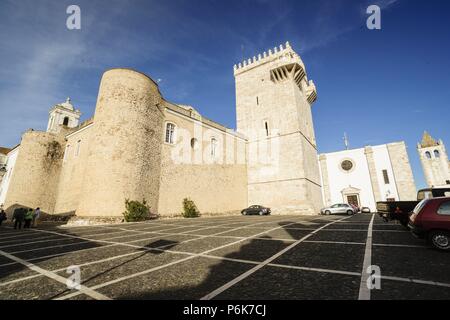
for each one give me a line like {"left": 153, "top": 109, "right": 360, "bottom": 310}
{"left": 234, "top": 42, "right": 323, "bottom": 214}
{"left": 77, "top": 69, "right": 165, "bottom": 217}
{"left": 418, "top": 132, "right": 450, "bottom": 187}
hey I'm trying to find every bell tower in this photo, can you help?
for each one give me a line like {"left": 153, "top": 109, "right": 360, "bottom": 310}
{"left": 418, "top": 132, "right": 450, "bottom": 187}
{"left": 234, "top": 42, "right": 323, "bottom": 214}
{"left": 47, "top": 98, "right": 81, "bottom": 133}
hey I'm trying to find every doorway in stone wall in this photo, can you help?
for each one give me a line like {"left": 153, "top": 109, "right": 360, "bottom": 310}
{"left": 346, "top": 194, "right": 360, "bottom": 207}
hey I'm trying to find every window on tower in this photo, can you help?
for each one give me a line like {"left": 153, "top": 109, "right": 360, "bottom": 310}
{"left": 165, "top": 123, "right": 176, "bottom": 144}
{"left": 425, "top": 151, "right": 432, "bottom": 159}
{"left": 210, "top": 138, "right": 217, "bottom": 157}
{"left": 75, "top": 140, "right": 81, "bottom": 156}
{"left": 382, "top": 170, "right": 390, "bottom": 184}
{"left": 264, "top": 121, "right": 269, "bottom": 137}
{"left": 63, "top": 117, "right": 69, "bottom": 126}
{"left": 434, "top": 150, "right": 440, "bottom": 158}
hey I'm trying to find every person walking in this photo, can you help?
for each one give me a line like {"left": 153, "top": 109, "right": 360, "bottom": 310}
{"left": 32, "top": 207, "right": 41, "bottom": 227}
{"left": 24, "top": 209, "right": 34, "bottom": 229}
{"left": 13, "top": 207, "right": 25, "bottom": 230}
{"left": 0, "top": 208, "right": 6, "bottom": 226}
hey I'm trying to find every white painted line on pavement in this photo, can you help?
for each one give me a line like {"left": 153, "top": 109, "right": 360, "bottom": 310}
{"left": 200, "top": 216, "right": 351, "bottom": 300}
{"left": 0, "top": 217, "right": 291, "bottom": 268}
{"left": 0, "top": 249, "right": 111, "bottom": 300}
{"left": 358, "top": 214, "right": 375, "bottom": 300}
{"left": 372, "top": 243, "right": 426, "bottom": 249}
{"left": 55, "top": 216, "right": 335, "bottom": 300}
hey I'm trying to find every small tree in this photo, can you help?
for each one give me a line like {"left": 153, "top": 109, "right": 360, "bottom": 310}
{"left": 122, "top": 199, "right": 150, "bottom": 222}
{"left": 182, "top": 198, "right": 200, "bottom": 218}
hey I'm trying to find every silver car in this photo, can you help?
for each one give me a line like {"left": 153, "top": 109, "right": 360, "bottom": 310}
{"left": 321, "top": 204, "right": 356, "bottom": 215}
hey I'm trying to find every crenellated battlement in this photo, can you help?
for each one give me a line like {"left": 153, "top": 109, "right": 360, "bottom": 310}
{"left": 233, "top": 41, "right": 305, "bottom": 76}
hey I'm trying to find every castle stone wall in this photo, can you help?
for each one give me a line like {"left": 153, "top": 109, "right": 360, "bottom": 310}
{"left": 53, "top": 124, "right": 93, "bottom": 214}
{"left": 158, "top": 109, "right": 247, "bottom": 216}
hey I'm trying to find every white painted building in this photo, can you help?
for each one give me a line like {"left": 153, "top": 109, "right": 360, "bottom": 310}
{"left": 47, "top": 98, "right": 81, "bottom": 134}
{"left": 0, "top": 146, "right": 20, "bottom": 206}
{"left": 318, "top": 141, "right": 417, "bottom": 212}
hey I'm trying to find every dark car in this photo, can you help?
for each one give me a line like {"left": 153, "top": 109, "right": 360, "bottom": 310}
{"left": 408, "top": 197, "right": 450, "bottom": 251}
{"left": 377, "top": 187, "right": 450, "bottom": 227}
{"left": 241, "top": 205, "right": 271, "bottom": 216}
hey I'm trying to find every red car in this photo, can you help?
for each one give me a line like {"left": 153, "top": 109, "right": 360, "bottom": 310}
{"left": 408, "top": 197, "right": 450, "bottom": 251}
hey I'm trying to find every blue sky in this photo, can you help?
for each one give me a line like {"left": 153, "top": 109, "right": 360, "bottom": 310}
{"left": 0, "top": 0, "right": 449, "bottom": 189}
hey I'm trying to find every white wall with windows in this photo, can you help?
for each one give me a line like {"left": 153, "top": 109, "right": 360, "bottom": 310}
{"left": 372, "top": 144, "right": 400, "bottom": 201}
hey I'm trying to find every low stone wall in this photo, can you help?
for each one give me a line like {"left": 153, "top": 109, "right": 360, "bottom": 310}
{"left": 65, "top": 216, "right": 126, "bottom": 226}
{"left": 158, "top": 210, "right": 242, "bottom": 220}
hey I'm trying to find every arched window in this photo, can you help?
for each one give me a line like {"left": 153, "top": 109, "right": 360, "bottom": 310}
{"left": 425, "top": 151, "right": 432, "bottom": 159}
{"left": 210, "top": 138, "right": 217, "bottom": 157}
{"left": 190, "top": 138, "right": 198, "bottom": 150}
{"left": 63, "top": 117, "right": 69, "bottom": 126}
{"left": 434, "top": 150, "right": 440, "bottom": 158}
{"left": 75, "top": 140, "right": 81, "bottom": 156}
{"left": 165, "top": 123, "right": 176, "bottom": 144}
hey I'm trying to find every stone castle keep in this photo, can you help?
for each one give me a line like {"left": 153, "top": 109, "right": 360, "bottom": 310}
{"left": 0, "top": 42, "right": 324, "bottom": 219}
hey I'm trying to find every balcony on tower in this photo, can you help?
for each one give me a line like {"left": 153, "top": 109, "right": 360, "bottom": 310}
{"left": 305, "top": 80, "right": 317, "bottom": 104}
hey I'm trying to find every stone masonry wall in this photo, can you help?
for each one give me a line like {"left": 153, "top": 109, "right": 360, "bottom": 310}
{"left": 387, "top": 142, "right": 417, "bottom": 200}
{"left": 158, "top": 109, "right": 248, "bottom": 216}
{"left": 53, "top": 124, "right": 93, "bottom": 214}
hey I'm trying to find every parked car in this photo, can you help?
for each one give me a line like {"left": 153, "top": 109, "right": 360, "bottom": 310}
{"left": 377, "top": 187, "right": 450, "bottom": 227}
{"left": 321, "top": 204, "right": 356, "bottom": 216}
{"left": 241, "top": 205, "right": 271, "bottom": 216}
{"left": 361, "top": 207, "right": 371, "bottom": 213}
{"left": 408, "top": 197, "right": 450, "bottom": 251}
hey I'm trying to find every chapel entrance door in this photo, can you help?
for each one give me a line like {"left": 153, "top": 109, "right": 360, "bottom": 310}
{"left": 347, "top": 195, "right": 359, "bottom": 207}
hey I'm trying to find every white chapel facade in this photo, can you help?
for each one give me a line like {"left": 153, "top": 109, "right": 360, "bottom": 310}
{"left": 318, "top": 142, "right": 417, "bottom": 212}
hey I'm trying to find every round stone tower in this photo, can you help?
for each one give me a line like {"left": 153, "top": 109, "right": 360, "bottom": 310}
{"left": 3, "top": 131, "right": 65, "bottom": 214}
{"left": 77, "top": 69, "right": 164, "bottom": 217}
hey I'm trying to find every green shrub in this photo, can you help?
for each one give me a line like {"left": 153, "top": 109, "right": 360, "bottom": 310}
{"left": 182, "top": 198, "right": 200, "bottom": 218}
{"left": 122, "top": 199, "right": 150, "bottom": 222}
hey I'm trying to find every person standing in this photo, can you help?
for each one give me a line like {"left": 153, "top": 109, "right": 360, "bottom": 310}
{"left": 24, "top": 209, "right": 34, "bottom": 229}
{"left": 0, "top": 208, "right": 6, "bottom": 226}
{"left": 13, "top": 207, "right": 25, "bottom": 230}
{"left": 32, "top": 207, "right": 41, "bottom": 227}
